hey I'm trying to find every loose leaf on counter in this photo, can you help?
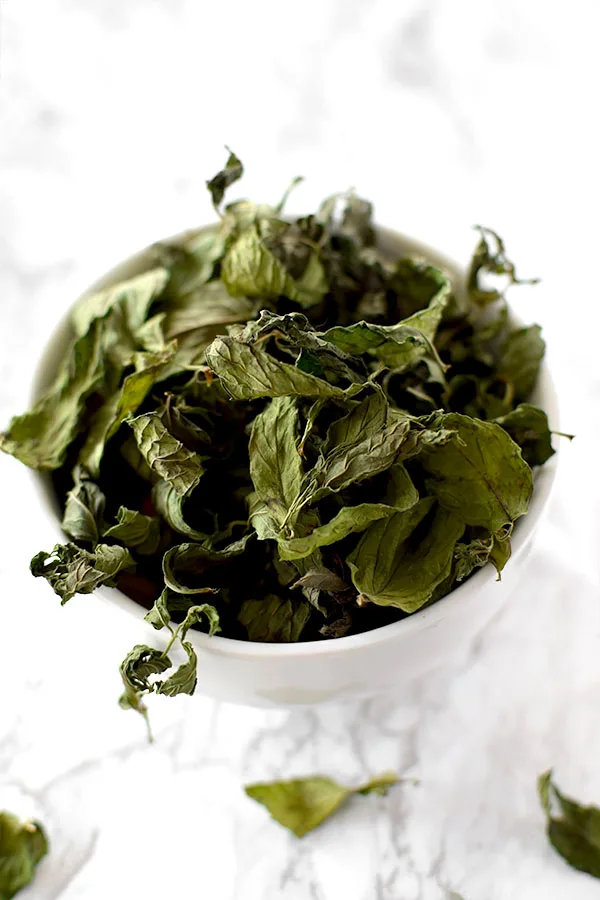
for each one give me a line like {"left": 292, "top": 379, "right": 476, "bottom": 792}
{"left": 494, "top": 403, "right": 556, "bottom": 467}
{"left": 102, "top": 506, "right": 161, "bottom": 555}
{"left": 238, "top": 594, "right": 312, "bottom": 642}
{"left": 128, "top": 412, "right": 206, "bottom": 496}
{"left": 0, "top": 322, "right": 106, "bottom": 470}
{"left": 419, "top": 413, "right": 533, "bottom": 532}
{"left": 538, "top": 770, "right": 600, "bottom": 879}
{"left": 0, "top": 811, "right": 49, "bottom": 900}
{"left": 245, "top": 771, "right": 398, "bottom": 838}
{"left": 498, "top": 325, "right": 545, "bottom": 401}
{"left": 347, "top": 499, "right": 465, "bottom": 612}
{"left": 30, "top": 542, "right": 134, "bottom": 604}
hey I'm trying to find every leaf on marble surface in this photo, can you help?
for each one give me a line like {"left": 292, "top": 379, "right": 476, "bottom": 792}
{"left": 0, "top": 811, "right": 48, "bottom": 899}
{"left": 538, "top": 770, "right": 600, "bottom": 879}
{"left": 245, "top": 771, "right": 398, "bottom": 837}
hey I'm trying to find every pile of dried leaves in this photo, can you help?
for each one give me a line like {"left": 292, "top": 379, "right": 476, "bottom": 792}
{"left": 1, "top": 153, "right": 555, "bottom": 712}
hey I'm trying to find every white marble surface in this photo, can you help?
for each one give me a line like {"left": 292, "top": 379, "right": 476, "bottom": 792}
{"left": 2, "top": 1, "right": 600, "bottom": 897}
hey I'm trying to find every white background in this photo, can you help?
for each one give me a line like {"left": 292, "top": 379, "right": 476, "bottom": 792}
{"left": 1, "top": 1, "right": 600, "bottom": 898}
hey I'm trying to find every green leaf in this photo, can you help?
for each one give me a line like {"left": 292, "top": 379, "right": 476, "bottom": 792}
{"left": 79, "top": 347, "right": 176, "bottom": 476}
{"left": 292, "top": 567, "right": 351, "bottom": 594}
{"left": 454, "top": 530, "right": 510, "bottom": 581}
{"left": 61, "top": 466, "right": 106, "bottom": 545}
{"left": 390, "top": 257, "right": 451, "bottom": 318}
{"left": 0, "top": 321, "right": 106, "bottom": 470}
{"left": 238, "top": 594, "right": 311, "bottom": 642}
{"left": 245, "top": 771, "right": 398, "bottom": 838}
{"left": 128, "top": 412, "right": 206, "bottom": 496}
{"left": 498, "top": 326, "right": 545, "bottom": 401}
{"left": 307, "top": 393, "right": 412, "bottom": 502}
{"left": 156, "top": 641, "right": 198, "bottom": 696}
{"left": 340, "top": 193, "right": 375, "bottom": 246}
{"left": 178, "top": 603, "right": 221, "bottom": 640}
{"left": 538, "top": 770, "right": 600, "bottom": 879}
{"left": 400, "top": 277, "right": 451, "bottom": 341}
{"left": 152, "top": 481, "right": 208, "bottom": 540}
{"left": 241, "top": 311, "right": 364, "bottom": 387}
{"left": 278, "top": 464, "right": 419, "bottom": 561}
{"left": 106, "top": 348, "right": 177, "bottom": 437}
{"left": 143, "top": 588, "right": 205, "bottom": 630}
{"left": 322, "top": 321, "right": 443, "bottom": 377}
{"left": 419, "top": 413, "right": 533, "bottom": 532}
{"left": 206, "top": 335, "right": 363, "bottom": 402}
{"left": 144, "top": 588, "right": 172, "bottom": 630}
{"left": 163, "top": 281, "right": 255, "bottom": 342}
{"left": 0, "top": 811, "right": 49, "bottom": 900}
{"left": 278, "top": 504, "right": 398, "bottom": 561}
{"left": 493, "top": 403, "right": 555, "bottom": 467}
{"left": 467, "top": 226, "right": 538, "bottom": 307}
{"left": 221, "top": 223, "right": 328, "bottom": 308}
{"left": 162, "top": 536, "right": 250, "bottom": 594}
{"left": 119, "top": 643, "right": 170, "bottom": 697}
{"left": 71, "top": 268, "right": 169, "bottom": 338}
{"left": 103, "top": 506, "right": 161, "bottom": 555}
{"left": 206, "top": 150, "right": 244, "bottom": 209}
{"left": 275, "top": 175, "right": 304, "bottom": 214}
{"left": 155, "top": 229, "right": 227, "bottom": 298}
{"left": 30, "top": 542, "right": 134, "bottom": 604}
{"left": 347, "top": 499, "right": 465, "bottom": 612}
{"left": 249, "top": 397, "right": 304, "bottom": 535}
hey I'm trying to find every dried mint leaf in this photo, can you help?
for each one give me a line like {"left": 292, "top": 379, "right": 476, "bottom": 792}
{"left": 0, "top": 811, "right": 48, "bottom": 899}
{"left": 245, "top": 771, "right": 398, "bottom": 837}
{"left": 538, "top": 770, "right": 600, "bottom": 879}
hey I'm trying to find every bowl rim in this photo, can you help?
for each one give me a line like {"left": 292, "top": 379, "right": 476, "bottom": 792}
{"left": 31, "top": 223, "right": 560, "bottom": 659}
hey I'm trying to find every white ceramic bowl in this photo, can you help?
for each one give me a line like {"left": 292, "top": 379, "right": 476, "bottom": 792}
{"left": 32, "top": 226, "right": 559, "bottom": 708}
